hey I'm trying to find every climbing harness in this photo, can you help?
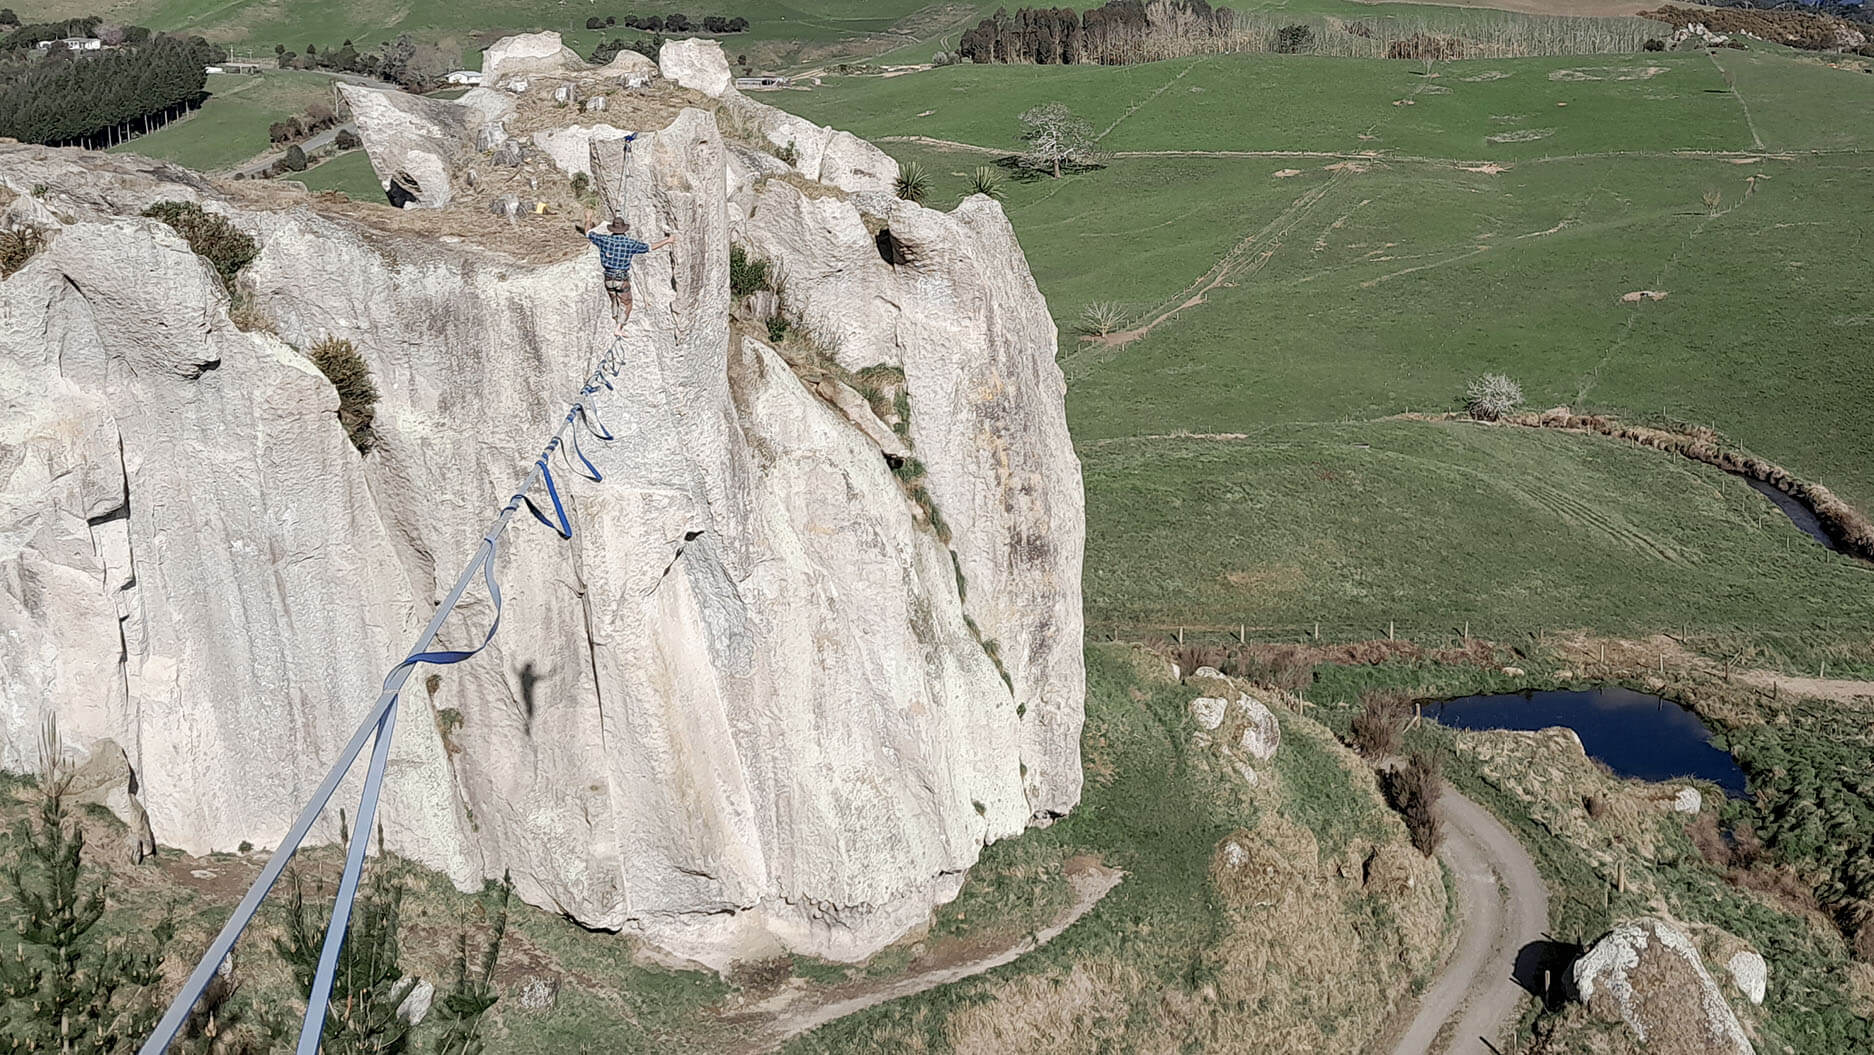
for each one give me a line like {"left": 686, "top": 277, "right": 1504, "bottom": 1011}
{"left": 140, "top": 335, "right": 632, "bottom": 1055}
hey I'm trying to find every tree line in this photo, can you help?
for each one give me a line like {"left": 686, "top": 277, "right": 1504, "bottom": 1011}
{"left": 0, "top": 14, "right": 100, "bottom": 49}
{"left": 0, "top": 33, "right": 219, "bottom": 149}
{"left": 958, "top": 0, "right": 1234, "bottom": 65}
{"left": 272, "top": 34, "right": 453, "bottom": 90}
{"left": 583, "top": 13, "right": 750, "bottom": 32}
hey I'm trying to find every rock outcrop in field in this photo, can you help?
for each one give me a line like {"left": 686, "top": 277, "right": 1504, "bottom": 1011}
{"left": 0, "top": 35, "right": 1083, "bottom": 969}
{"left": 1573, "top": 917, "right": 1755, "bottom": 1055}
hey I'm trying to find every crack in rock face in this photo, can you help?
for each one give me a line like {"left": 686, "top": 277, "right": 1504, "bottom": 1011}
{"left": 0, "top": 34, "right": 1083, "bottom": 971}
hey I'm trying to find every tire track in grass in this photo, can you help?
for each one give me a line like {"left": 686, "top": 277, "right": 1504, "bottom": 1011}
{"left": 1095, "top": 57, "right": 1206, "bottom": 143}
{"left": 1078, "top": 171, "right": 1347, "bottom": 352}
{"left": 1572, "top": 198, "right": 1737, "bottom": 406}
{"left": 877, "top": 136, "right": 1846, "bottom": 169}
{"left": 1707, "top": 50, "right": 1767, "bottom": 152}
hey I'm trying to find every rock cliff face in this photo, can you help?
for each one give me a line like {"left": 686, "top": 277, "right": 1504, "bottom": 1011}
{"left": 0, "top": 36, "right": 1083, "bottom": 969}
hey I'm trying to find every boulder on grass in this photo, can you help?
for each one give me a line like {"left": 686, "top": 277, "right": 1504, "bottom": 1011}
{"left": 1572, "top": 918, "right": 1754, "bottom": 1055}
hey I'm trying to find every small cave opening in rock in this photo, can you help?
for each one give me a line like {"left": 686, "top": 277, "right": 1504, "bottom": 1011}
{"left": 875, "top": 227, "right": 909, "bottom": 266}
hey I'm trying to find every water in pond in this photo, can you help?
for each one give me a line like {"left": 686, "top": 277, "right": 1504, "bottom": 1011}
{"left": 1429, "top": 687, "right": 1748, "bottom": 797}
{"left": 1742, "top": 475, "right": 1840, "bottom": 553}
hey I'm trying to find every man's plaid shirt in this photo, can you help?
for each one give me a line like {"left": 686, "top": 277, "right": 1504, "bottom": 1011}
{"left": 588, "top": 230, "right": 651, "bottom": 277}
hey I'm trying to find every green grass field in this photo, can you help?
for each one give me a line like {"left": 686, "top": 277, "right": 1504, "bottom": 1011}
{"left": 279, "top": 148, "right": 383, "bottom": 199}
{"left": 1084, "top": 420, "right": 1874, "bottom": 668}
{"left": 773, "top": 43, "right": 1874, "bottom": 668}
{"left": 109, "top": 70, "right": 337, "bottom": 172}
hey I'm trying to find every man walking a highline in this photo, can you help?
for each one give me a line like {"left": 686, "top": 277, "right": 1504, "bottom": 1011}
{"left": 583, "top": 209, "right": 674, "bottom": 333}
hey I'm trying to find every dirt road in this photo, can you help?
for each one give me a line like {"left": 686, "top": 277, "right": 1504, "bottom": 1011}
{"left": 726, "top": 859, "right": 1125, "bottom": 1052}
{"left": 1385, "top": 789, "right": 1548, "bottom": 1055}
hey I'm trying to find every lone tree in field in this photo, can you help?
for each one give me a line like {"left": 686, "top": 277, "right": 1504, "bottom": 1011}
{"left": 1465, "top": 372, "right": 1524, "bottom": 421}
{"left": 1017, "top": 103, "right": 1098, "bottom": 178}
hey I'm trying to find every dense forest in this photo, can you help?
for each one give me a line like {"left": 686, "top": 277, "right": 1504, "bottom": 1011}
{"left": 0, "top": 31, "right": 220, "bottom": 148}
{"left": 959, "top": 0, "right": 1235, "bottom": 65}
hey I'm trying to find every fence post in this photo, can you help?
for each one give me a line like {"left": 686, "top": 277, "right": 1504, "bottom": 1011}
{"left": 1462, "top": 620, "right": 1469, "bottom": 645}
{"left": 1177, "top": 625, "right": 1184, "bottom": 645}
{"left": 1313, "top": 620, "right": 1320, "bottom": 641}
{"left": 1388, "top": 620, "right": 1394, "bottom": 641}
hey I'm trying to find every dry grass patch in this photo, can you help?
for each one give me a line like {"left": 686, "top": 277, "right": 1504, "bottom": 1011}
{"left": 944, "top": 958, "right": 1145, "bottom": 1055}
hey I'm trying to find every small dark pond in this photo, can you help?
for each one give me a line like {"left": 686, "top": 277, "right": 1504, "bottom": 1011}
{"left": 1429, "top": 687, "right": 1748, "bottom": 797}
{"left": 1741, "top": 476, "right": 1840, "bottom": 553}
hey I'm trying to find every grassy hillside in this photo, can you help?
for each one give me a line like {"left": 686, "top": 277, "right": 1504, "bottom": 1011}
{"left": 771, "top": 46, "right": 1874, "bottom": 661}
{"left": 108, "top": 70, "right": 336, "bottom": 172}
{"left": 30, "top": 0, "right": 980, "bottom": 67}
{"left": 787, "top": 645, "right": 1450, "bottom": 1053}
{"left": 1084, "top": 421, "right": 1874, "bottom": 671}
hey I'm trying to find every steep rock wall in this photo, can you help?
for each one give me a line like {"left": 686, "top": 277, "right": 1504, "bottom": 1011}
{"left": 0, "top": 37, "right": 1082, "bottom": 969}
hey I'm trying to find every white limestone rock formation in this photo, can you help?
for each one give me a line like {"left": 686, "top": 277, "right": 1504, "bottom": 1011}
{"left": 1573, "top": 918, "right": 1755, "bottom": 1055}
{"left": 599, "top": 49, "right": 658, "bottom": 78}
{"left": 338, "top": 86, "right": 512, "bottom": 208}
{"left": 658, "top": 37, "right": 735, "bottom": 98}
{"left": 1183, "top": 669, "right": 1280, "bottom": 783}
{"left": 1726, "top": 950, "right": 1767, "bottom": 1006}
{"left": 530, "top": 124, "right": 634, "bottom": 178}
{"left": 0, "top": 33, "right": 1083, "bottom": 971}
{"left": 483, "top": 31, "right": 584, "bottom": 86}
{"left": 738, "top": 185, "right": 1085, "bottom": 818}
{"left": 660, "top": 37, "right": 895, "bottom": 194}
{"left": 1235, "top": 696, "right": 1280, "bottom": 761}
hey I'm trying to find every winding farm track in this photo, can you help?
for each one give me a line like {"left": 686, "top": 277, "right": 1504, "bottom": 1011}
{"left": 1380, "top": 789, "right": 1548, "bottom": 1055}
{"left": 726, "top": 860, "right": 1125, "bottom": 1053}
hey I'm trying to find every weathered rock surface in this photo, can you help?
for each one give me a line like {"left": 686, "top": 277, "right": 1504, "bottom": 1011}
{"left": 1190, "top": 697, "right": 1227, "bottom": 731}
{"left": 0, "top": 35, "right": 1083, "bottom": 970}
{"left": 338, "top": 86, "right": 510, "bottom": 207}
{"left": 1672, "top": 786, "right": 1702, "bottom": 814}
{"left": 530, "top": 124, "right": 634, "bottom": 178}
{"left": 660, "top": 37, "right": 895, "bottom": 194}
{"left": 1235, "top": 696, "right": 1280, "bottom": 761}
{"left": 1183, "top": 670, "right": 1280, "bottom": 781}
{"left": 1726, "top": 950, "right": 1766, "bottom": 1006}
{"left": 599, "top": 49, "right": 658, "bottom": 78}
{"left": 67, "top": 738, "right": 158, "bottom": 862}
{"left": 658, "top": 37, "right": 734, "bottom": 98}
{"left": 1572, "top": 918, "right": 1755, "bottom": 1054}
{"left": 483, "top": 31, "right": 584, "bottom": 85}
{"left": 739, "top": 188, "right": 1084, "bottom": 816}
